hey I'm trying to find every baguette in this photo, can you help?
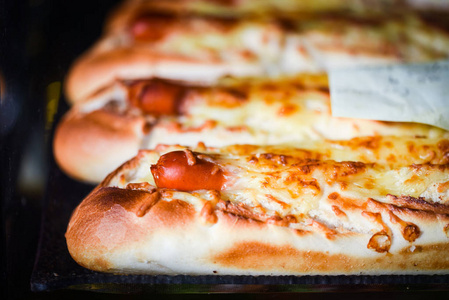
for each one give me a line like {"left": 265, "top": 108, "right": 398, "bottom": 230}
{"left": 66, "top": 142, "right": 449, "bottom": 275}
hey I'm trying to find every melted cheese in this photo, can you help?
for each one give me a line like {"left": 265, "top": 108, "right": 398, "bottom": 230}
{"left": 114, "top": 13, "right": 449, "bottom": 77}
{"left": 145, "top": 80, "right": 449, "bottom": 149}
{"left": 110, "top": 139, "right": 449, "bottom": 221}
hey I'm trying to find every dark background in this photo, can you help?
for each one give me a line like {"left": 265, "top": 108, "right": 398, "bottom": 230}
{"left": 1, "top": 0, "right": 449, "bottom": 299}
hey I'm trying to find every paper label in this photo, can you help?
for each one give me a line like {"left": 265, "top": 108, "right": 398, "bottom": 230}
{"left": 329, "top": 60, "right": 449, "bottom": 130}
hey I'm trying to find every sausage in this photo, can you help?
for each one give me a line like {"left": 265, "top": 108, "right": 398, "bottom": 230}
{"left": 129, "top": 80, "right": 184, "bottom": 115}
{"left": 130, "top": 14, "right": 175, "bottom": 41}
{"left": 151, "top": 150, "right": 226, "bottom": 191}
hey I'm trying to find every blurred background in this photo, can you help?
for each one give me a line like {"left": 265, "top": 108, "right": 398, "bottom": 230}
{"left": 1, "top": 1, "right": 119, "bottom": 298}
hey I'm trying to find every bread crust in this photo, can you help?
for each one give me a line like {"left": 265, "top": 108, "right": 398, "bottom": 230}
{"left": 66, "top": 146, "right": 449, "bottom": 275}
{"left": 53, "top": 106, "right": 146, "bottom": 183}
{"left": 67, "top": 187, "right": 449, "bottom": 275}
{"left": 65, "top": 45, "right": 264, "bottom": 104}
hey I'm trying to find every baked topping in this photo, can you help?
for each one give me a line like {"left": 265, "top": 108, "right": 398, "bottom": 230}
{"left": 388, "top": 211, "right": 421, "bottom": 242}
{"left": 200, "top": 201, "right": 218, "bottom": 225}
{"left": 126, "top": 182, "right": 156, "bottom": 192}
{"left": 136, "top": 190, "right": 161, "bottom": 217}
{"left": 367, "top": 231, "right": 391, "bottom": 253}
{"left": 117, "top": 143, "right": 449, "bottom": 243}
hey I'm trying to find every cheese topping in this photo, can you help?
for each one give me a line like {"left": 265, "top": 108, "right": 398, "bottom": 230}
{"left": 112, "top": 13, "right": 449, "bottom": 76}
{"left": 106, "top": 139, "right": 449, "bottom": 252}
{"left": 143, "top": 78, "right": 449, "bottom": 149}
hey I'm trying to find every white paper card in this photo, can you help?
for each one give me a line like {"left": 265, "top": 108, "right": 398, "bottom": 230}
{"left": 329, "top": 60, "right": 449, "bottom": 130}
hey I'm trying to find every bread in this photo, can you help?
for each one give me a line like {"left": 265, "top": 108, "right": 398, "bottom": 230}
{"left": 65, "top": 142, "right": 449, "bottom": 275}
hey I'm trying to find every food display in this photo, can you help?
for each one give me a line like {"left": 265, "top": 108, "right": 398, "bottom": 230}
{"left": 64, "top": 0, "right": 449, "bottom": 103}
{"left": 57, "top": 0, "right": 449, "bottom": 276}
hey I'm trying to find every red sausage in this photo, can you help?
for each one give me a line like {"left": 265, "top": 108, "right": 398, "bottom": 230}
{"left": 151, "top": 150, "right": 225, "bottom": 191}
{"left": 129, "top": 81, "right": 183, "bottom": 115}
{"left": 130, "top": 14, "right": 174, "bottom": 41}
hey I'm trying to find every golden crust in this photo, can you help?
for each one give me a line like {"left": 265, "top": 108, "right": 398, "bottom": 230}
{"left": 53, "top": 108, "right": 146, "bottom": 183}
{"left": 66, "top": 186, "right": 197, "bottom": 272}
{"left": 66, "top": 185, "right": 449, "bottom": 275}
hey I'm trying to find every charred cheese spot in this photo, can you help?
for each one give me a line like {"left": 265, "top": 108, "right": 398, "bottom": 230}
{"left": 367, "top": 231, "right": 391, "bottom": 253}
{"left": 361, "top": 208, "right": 396, "bottom": 252}
{"left": 266, "top": 215, "right": 298, "bottom": 227}
{"left": 331, "top": 205, "right": 347, "bottom": 218}
{"left": 126, "top": 182, "right": 156, "bottom": 192}
{"left": 389, "top": 211, "right": 421, "bottom": 242}
{"left": 438, "top": 139, "right": 449, "bottom": 153}
{"left": 357, "top": 136, "right": 382, "bottom": 149}
{"left": 309, "top": 219, "right": 337, "bottom": 240}
{"left": 136, "top": 191, "right": 161, "bottom": 217}
{"left": 437, "top": 181, "right": 449, "bottom": 193}
{"left": 404, "top": 174, "right": 422, "bottom": 186}
{"left": 248, "top": 155, "right": 259, "bottom": 164}
{"left": 281, "top": 175, "right": 321, "bottom": 196}
{"left": 386, "top": 154, "right": 397, "bottom": 163}
{"left": 407, "top": 141, "right": 416, "bottom": 154}
{"left": 277, "top": 103, "right": 298, "bottom": 116}
{"left": 200, "top": 201, "right": 218, "bottom": 225}
{"left": 259, "top": 153, "right": 289, "bottom": 166}
{"left": 216, "top": 200, "right": 265, "bottom": 223}
{"left": 266, "top": 194, "right": 290, "bottom": 209}
{"left": 403, "top": 224, "right": 421, "bottom": 243}
{"left": 170, "top": 120, "right": 218, "bottom": 133}
{"left": 328, "top": 192, "right": 339, "bottom": 200}
{"left": 363, "top": 179, "right": 376, "bottom": 190}
{"left": 293, "top": 229, "right": 312, "bottom": 236}
{"left": 196, "top": 141, "right": 207, "bottom": 151}
{"left": 386, "top": 194, "right": 449, "bottom": 215}
{"left": 292, "top": 161, "right": 367, "bottom": 183}
{"left": 207, "top": 89, "right": 248, "bottom": 108}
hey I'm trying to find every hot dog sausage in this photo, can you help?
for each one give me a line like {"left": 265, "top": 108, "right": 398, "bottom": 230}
{"left": 129, "top": 80, "right": 184, "bottom": 115}
{"left": 130, "top": 14, "right": 175, "bottom": 41}
{"left": 151, "top": 150, "right": 225, "bottom": 191}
